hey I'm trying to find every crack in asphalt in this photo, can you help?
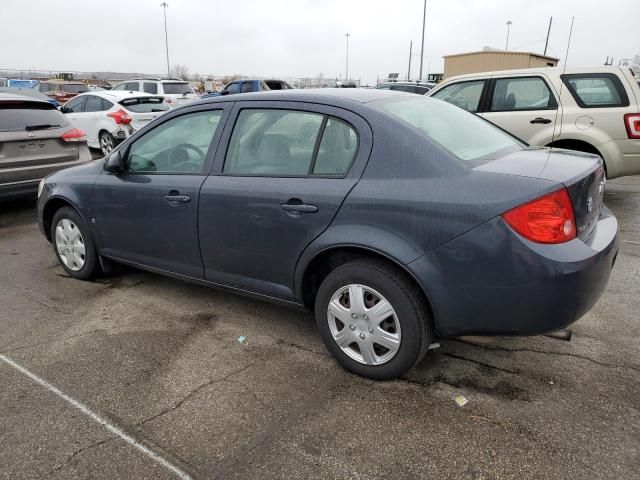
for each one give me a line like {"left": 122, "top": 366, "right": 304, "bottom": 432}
{"left": 441, "top": 352, "right": 523, "bottom": 376}
{"left": 135, "top": 361, "right": 259, "bottom": 428}
{"left": 1, "top": 330, "right": 102, "bottom": 354}
{"left": 451, "top": 339, "right": 640, "bottom": 375}
{"left": 39, "top": 437, "right": 114, "bottom": 479}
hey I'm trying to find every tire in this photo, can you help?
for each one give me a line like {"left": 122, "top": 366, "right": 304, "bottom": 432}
{"left": 51, "top": 206, "right": 100, "bottom": 280}
{"left": 99, "top": 131, "right": 116, "bottom": 156}
{"left": 315, "top": 259, "right": 432, "bottom": 380}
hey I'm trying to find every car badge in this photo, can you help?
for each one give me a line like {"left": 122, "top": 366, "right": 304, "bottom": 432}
{"left": 27, "top": 132, "right": 36, "bottom": 137}
{"left": 586, "top": 197, "right": 593, "bottom": 214}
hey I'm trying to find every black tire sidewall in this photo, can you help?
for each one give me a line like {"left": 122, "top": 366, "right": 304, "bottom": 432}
{"left": 51, "top": 206, "right": 98, "bottom": 280}
{"left": 315, "top": 261, "right": 430, "bottom": 380}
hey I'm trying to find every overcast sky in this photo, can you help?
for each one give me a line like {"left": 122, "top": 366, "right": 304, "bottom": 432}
{"left": 1, "top": 0, "right": 638, "bottom": 84}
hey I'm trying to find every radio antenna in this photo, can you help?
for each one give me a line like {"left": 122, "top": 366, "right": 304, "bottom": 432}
{"left": 549, "top": 16, "right": 575, "bottom": 159}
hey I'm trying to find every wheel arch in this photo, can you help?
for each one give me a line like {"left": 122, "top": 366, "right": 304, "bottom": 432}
{"left": 42, "top": 196, "right": 85, "bottom": 242}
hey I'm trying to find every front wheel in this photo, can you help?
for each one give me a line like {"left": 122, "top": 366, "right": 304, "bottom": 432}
{"left": 51, "top": 207, "right": 100, "bottom": 280}
{"left": 315, "top": 260, "right": 432, "bottom": 380}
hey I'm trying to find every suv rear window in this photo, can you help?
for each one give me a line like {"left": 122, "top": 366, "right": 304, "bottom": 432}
{"left": 0, "top": 101, "right": 68, "bottom": 132}
{"left": 562, "top": 73, "right": 629, "bottom": 108}
{"left": 162, "top": 82, "right": 194, "bottom": 95}
{"left": 60, "top": 84, "right": 89, "bottom": 94}
{"left": 120, "top": 97, "right": 169, "bottom": 113}
{"left": 378, "top": 96, "right": 522, "bottom": 162}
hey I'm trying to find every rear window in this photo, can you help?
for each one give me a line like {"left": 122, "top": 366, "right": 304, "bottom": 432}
{"left": 562, "top": 73, "right": 629, "bottom": 108}
{"left": 377, "top": 97, "right": 523, "bottom": 162}
{"left": 0, "top": 101, "right": 67, "bottom": 132}
{"left": 120, "top": 97, "right": 169, "bottom": 113}
{"left": 162, "top": 82, "right": 194, "bottom": 95}
{"left": 60, "top": 84, "right": 89, "bottom": 94}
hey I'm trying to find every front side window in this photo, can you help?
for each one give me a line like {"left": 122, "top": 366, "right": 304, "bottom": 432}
{"left": 127, "top": 110, "right": 222, "bottom": 174}
{"left": 378, "top": 96, "right": 522, "bottom": 162}
{"left": 124, "top": 82, "right": 140, "bottom": 91}
{"left": 162, "top": 82, "right": 194, "bottom": 95}
{"left": 562, "top": 73, "right": 629, "bottom": 108}
{"left": 431, "top": 80, "right": 485, "bottom": 112}
{"left": 65, "top": 96, "right": 85, "bottom": 113}
{"left": 224, "top": 82, "right": 240, "bottom": 94}
{"left": 241, "top": 82, "right": 254, "bottom": 93}
{"left": 490, "top": 77, "right": 555, "bottom": 111}
{"left": 224, "top": 109, "right": 324, "bottom": 176}
{"left": 84, "top": 96, "right": 104, "bottom": 112}
{"left": 143, "top": 82, "right": 158, "bottom": 94}
{"left": 112, "top": 83, "right": 126, "bottom": 91}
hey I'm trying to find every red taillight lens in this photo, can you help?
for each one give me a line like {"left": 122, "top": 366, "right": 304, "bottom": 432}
{"left": 61, "top": 128, "right": 86, "bottom": 142}
{"left": 624, "top": 113, "right": 640, "bottom": 139}
{"left": 107, "top": 108, "right": 132, "bottom": 125}
{"left": 502, "top": 188, "right": 576, "bottom": 244}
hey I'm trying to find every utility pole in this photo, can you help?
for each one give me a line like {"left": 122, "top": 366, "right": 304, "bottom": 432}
{"left": 505, "top": 20, "right": 512, "bottom": 51}
{"left": 419, "top": 0, "right": 427, "bottom": 81}
{"left": 407, "top": 41, "right": 413, "bottom": 81}
{"left": 345, "top": 33, "right": 350, "bottom": 82}
{"left": 160, "top": 2, "right": 170, "bottom": 77}
{"left": 543, "top": 17, "right": 552, "bottom": 55}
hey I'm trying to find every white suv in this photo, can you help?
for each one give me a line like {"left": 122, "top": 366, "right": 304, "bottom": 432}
{"left": 428, "top": 66, "right": 640, "bottom": 179}
{"left": 111, "top": 77, "right": 197, "bottom": 108}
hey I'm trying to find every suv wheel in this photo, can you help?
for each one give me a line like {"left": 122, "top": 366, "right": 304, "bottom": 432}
{"left": 51, "top": 207, "right": 100, "bottom": 280}
{"left": 315, "top": 260, "right": 432, "bottom": 380}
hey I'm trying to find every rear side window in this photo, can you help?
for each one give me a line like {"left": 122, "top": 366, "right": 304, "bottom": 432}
{"left": 143, "top": 82, "right": 158, "bottom": 94}
{"left": 431, "top": 80, "right": 485, "bottom": 112}
{"left": 120, "top": 97, "right": 169, "bottom": 113}
{"left": 490, "top": 77, "right": 556, "bottom": 111}
{"left": 562, "top": 73, "right": 630, "bottom": 108}
{"left": 313, "top": 118, "right": 357, "bottom": 176}
{"left": 60, "top": 84, "right": 89, "bottom": 94}
{"left": 0, "top": 101, "right": 67, "bottom": 132}
{"left": 162, "top": 82, "right": 193, "bottom": 95}
{"left": 84, "top": 96, "right": 105, "bottom": 112}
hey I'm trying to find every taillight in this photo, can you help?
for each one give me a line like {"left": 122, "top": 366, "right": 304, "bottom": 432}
{"left": 107, "top": 108, "right": 132, "bottom": 125}
{"left": 502, "top": 188, "right": 576, "bottom": 244}
{"left": 624, "top": 113, "right": 640, "bottom": 139}
{"left": 61, "top": 128, "right": 86, "bottom": 142}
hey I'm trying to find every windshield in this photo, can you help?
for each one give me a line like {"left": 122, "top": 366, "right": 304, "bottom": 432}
{"left": 120, "top": 97, "right": 170, "bottom": 113}
{"left": 162, "top": 82, "right": 194, "bottom": 95}
{"left": 59, "top": 84, "right": 89, "bottom": 93}
{"left": 377, "top": 96, "right": 523, "bottom": 162}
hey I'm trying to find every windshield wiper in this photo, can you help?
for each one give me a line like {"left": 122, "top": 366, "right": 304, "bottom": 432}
{"left": 25, "top": 124, "right": 61, "bottom": 131}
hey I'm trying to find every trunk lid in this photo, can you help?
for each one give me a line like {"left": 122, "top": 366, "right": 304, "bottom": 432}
{"left": 475, "top": 146, "right": 605, "bottom": 240}
{"left": 118, "top": 96, "right": 169, "bottom": 131}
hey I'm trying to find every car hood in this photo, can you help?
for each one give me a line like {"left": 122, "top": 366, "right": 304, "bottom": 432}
{"left": 46, "top": 157, "right": 103, "bottom": 183}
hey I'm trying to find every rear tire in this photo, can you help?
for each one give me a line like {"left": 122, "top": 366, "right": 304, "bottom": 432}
{"left": 99, "top": 131, "right": 115, "bottom": 156}
{"left": 315, "top": 259, "right": 432, "bottom": 380}
{"left": 51, "top": 207, "right": 100, "bottom": 280}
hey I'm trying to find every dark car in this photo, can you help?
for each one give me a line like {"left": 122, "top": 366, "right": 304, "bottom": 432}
{"left": 219, "top": 79, "right": 271, "bottom": 96}
{"left": 375, "top": 81, "right": 435, "bottom": 95}
{"left": 0, "top": 93, "right": 91, "bottom": 199}
{"left": 36, "top": 89, "right": 618, "bottom": 379}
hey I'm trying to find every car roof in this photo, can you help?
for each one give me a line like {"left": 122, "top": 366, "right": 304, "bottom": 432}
{"left": 74, "top": 90, "right": 160, "bottom": 101}
{"left": 0, "top": 92, "right": 52, "bottom": 104}
{"left": 443, "top": 65, "right": 627, "bottom": 83}
{"left": 197, "top": 88, "right": 402, "bottom": 106}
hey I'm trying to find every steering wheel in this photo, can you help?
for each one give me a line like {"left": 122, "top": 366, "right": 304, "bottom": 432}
{"left": 169, "top": 143, "right": 205, "bottom": 171}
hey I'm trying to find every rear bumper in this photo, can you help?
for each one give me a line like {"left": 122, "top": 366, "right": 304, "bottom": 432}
{"left": 0, "top": 179, "right": 40, "bottom": 199}
{"left": 409, "top": 206, "right": 619, "bottom": 337}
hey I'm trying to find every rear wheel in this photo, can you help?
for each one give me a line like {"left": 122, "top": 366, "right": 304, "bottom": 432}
{"left": 315, "top": 260, "right": 431, "bottom": 380}
{"left": 51, "top": 207, "right": 100, "bottom": 280}
{"left": 99, "top": 131, "right": 115, "bottom": 156}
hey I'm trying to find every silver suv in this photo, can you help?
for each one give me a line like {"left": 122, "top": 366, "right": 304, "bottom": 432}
{"left": 428, "top": 66, "right": 640, "bottom": 179}
{"left": 111, "top": 77, "right": 197, "bottom": 108}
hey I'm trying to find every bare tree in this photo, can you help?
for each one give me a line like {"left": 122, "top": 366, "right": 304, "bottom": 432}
{"left": 170, "top": 64, "right": 190, "bottom": 80}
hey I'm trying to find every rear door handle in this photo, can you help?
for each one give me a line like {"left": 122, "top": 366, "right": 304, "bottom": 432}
{"left": 280, "top": 201, "right": 318, "bottom": 214}
{"left": 530, "top": 117, "right": 552, "bottom": 124}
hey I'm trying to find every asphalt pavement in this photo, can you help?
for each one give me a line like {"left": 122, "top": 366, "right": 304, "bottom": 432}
{"left": 0, "top": 176, "right": 639, "bottom": 480}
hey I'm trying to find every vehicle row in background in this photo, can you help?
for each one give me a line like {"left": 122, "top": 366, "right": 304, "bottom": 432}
{"left": 111, "top": 77, "right": 197, "bottom": 107}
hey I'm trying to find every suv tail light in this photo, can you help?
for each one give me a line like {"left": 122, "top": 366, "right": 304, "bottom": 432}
{"left": 107, "top": 108, "right": 132, "bottom": 125}
{"left": 624, "top": 113, "right": 640, "bottom": 139}
{"left": 502, "top": 188, "right": 576, "bottom": 244}
{"left": 61, "top": 128, "right": 87, "bottom": 142}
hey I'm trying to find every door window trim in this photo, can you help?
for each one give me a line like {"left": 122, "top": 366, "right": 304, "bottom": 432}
{"left": 431, "top": 79, "right": 489, "bottom": 113}
{"left": 485, "top": 75, "right": 558, "bottom": 112}
{"left": 560, "top": 72, "right": 630, "bottom": 108}
{"left": 220, "top": 107, "right": 360, "bottom": 179}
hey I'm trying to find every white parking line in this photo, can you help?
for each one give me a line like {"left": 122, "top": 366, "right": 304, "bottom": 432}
{"left": 0, "top": 353, "right": 193, "bottom": 480}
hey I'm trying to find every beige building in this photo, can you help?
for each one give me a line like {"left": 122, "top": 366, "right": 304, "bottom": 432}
{"left": 443, "top": 50, "right": 559, "bottom": 79}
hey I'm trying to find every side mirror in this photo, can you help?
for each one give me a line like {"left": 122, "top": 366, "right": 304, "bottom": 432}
{"left": 60, "top": 106, "right": 69, "bottom": 114}
{"left": 104, "top": 150, "right": 125, "bottom": 172}
{"left": 220, "top": 90, "right": 230, "bottom": 96}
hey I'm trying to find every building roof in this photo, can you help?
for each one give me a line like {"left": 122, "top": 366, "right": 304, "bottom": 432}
{"left": 444, "top": 50, "right": 559, "bottom": 62}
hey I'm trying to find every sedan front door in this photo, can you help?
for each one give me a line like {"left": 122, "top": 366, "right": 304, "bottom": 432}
{"left": 93, "top": 106, "right": 228, "bottom": 278}
{"left": 198, "top": 101, "right": 372, "bottom": 300}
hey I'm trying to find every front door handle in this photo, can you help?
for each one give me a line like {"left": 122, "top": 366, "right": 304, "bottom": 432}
{"left": 164, "top": 191, "right": 191, "bottom": 204}
{"left": 530, "top": 117, "right": 552, "bottom": 124}
{"left": 281, "top": 199, "right": 318, "bottom": 214}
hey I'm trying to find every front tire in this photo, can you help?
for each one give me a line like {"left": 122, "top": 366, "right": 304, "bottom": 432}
{"left": 315, "top": 260, "right": 432, "bottom": 380}
{"left": 51, "top": 207, "right": 100, "bottom": 280}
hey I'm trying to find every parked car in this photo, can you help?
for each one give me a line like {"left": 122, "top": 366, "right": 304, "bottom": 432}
{"left": 8, "top": 79, "right": 39, "bottom": 88}
{"left": 37, "top": 81, "right": 90, "bottom": 104}
{"left": 37, "top": 89, "right": 618, "bottom": 379}
{"left": 375, "top": 81, "right": 435, "bottom": 94}
{"left": 264, "top": 79, "right": 294, "bottom": 90}
{"left": 61, "top": 91, "right": 169, "bottom": 156}
{"left": 111, "top": 77, "right": 197, "bottom": 107}
{"left": 0, "top": 87, "right": 61, "bottom": 108}
{"left": 428, "top": 66, "right": 640, "bottom": 179}
{"left": 219, "top": 79, "right": 271, "bottom": 96}
{"left": 0, "top": 93, "right": 90, "bottom": 199}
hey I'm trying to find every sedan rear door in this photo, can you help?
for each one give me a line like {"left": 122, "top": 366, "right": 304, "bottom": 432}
{"left": 198, "top": 101, "right": 372, "bottom": 301}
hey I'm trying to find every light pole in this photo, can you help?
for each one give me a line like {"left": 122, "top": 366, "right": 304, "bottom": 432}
{"left": 160, "top": 2, "right": 170, "bottom": 77}
{"left": 418, "top": 0, "right": 427, "bottom": 82}
{"left": 505, "top": 20, "right": 512, "bottom": 51}
{"left": 345, "top": 33, "right": 350, "bottom": 82}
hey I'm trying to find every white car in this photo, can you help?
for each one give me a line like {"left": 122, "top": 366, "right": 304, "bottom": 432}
{"left": 111, "top": 77, "right": 197, "bottom": 108}
{"left": 61, "top": 91, "right": 169, "bottom": 156}
{"left": 428, "top": 66, "right": 640, "bottom": 179}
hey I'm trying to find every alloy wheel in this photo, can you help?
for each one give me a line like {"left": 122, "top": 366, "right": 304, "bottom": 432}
{"left": 100, "top": 133, "right": 114, "bottom": 156}
{"left": 55, "top": 218, "right": 86, "bottom": 271}
{"left": 327, "top": 284, "right": 401, "bottom": 365}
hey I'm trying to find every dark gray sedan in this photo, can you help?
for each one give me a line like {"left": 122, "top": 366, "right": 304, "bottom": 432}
{"left": 36, "top": 89, "right": 618, "bottom": 379}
